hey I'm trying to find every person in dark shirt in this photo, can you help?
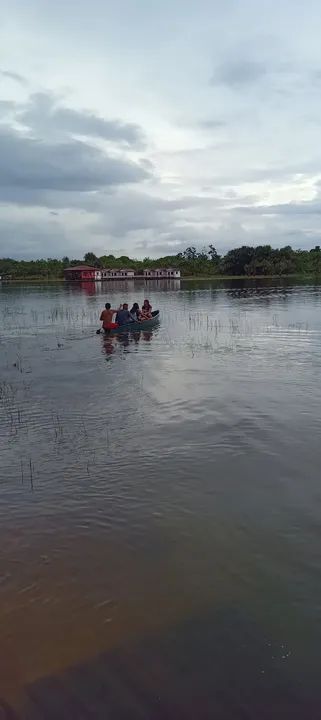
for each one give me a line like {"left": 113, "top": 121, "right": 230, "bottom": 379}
{"left": 115, "top": 303, "right": 134, "bottom": 325}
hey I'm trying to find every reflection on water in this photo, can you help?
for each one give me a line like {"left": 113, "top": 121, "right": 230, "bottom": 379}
{"left": 1, "top": 279, "right": 321, "bottom": 717}
{"left": 70, "top": 277, "right": 181, "bottom": 296}
{"left": 102, "top": 330, "right": 154, "bottom": 357}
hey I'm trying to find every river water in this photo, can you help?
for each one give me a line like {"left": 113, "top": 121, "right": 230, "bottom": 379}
{"left": 1, "top": 278, "right": 321, "bottom": 718}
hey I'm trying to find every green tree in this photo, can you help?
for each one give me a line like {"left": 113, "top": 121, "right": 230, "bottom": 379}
{"left": 184, "top": 247, "right": 197, "bottom": 260}
{"left": 309, "top": 246, "right": 321, "bottom": 274}
{"left": 221, "top": 246, "right": 255, "bottom": 275}
{"left": 208, "top": 244, "right": 220, "bottom": 263}
{"left": 84, "top": 252, "right": 101, "bottom": 267}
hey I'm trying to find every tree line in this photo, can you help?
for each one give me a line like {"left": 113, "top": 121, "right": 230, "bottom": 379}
{"left": 1, "top": 244, "right": 321, "bottom": 279}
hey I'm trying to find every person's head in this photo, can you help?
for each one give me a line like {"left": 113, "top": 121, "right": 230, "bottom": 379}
{"left": 123, "top": 303, "right": 128, "bottom": 310}
{"left": 143, "top": 299, "right": 150, "bottom": 307}
{"left": 105, "top": 302, "right": 111, "bottom": 309}
{"left": 132, "top": 302, "right": 139, "bottom": 310}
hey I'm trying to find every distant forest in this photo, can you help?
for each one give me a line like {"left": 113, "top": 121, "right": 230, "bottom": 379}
{"left": 1, "top": 245, "right": 321, "bottom": 279}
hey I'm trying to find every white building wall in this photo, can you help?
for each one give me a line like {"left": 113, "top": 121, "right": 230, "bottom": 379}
{"left": 143, "top": 268, "right": 180, "bottom": 278}
{"left": 100, "top": 269, "right": 135, "bottom": 279}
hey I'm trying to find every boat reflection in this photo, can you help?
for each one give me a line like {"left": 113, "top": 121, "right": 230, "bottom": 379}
{"left": 101, "top": 329, "right": 154, "bottom": 357}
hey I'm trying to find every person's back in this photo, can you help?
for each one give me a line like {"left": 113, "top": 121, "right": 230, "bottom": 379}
{"left": 100, "top": 303, "right": 118, "bottom": 330}
{"left": 116, "top": 303, "right": 133, "bottom": 325}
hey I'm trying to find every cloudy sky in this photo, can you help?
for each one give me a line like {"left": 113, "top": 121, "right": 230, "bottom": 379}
{"left": 1, "top": 0, "right": 321, "bottom": 259}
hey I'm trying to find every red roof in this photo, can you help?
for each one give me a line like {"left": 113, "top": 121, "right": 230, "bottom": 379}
{"left": 65, "top": 265, "right": 97, "bottom": 271}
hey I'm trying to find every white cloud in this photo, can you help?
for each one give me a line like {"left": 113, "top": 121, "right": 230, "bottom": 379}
{"left": 1, "top": 0, "right": 321, "bottom": 258}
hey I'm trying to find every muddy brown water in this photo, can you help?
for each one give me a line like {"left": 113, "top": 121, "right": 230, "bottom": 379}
{"left": 1, "top": 278, "right": 321, "bottom": 718}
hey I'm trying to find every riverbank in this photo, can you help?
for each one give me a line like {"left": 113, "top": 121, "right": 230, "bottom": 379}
{"left": 182, "top": 273, "right": 319, "bottom": 281}
{"left": 1, "top": 273, "right": 320, "bottom": 284}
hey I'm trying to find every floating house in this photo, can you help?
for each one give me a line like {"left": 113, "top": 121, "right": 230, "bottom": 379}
{"left": 101, "top": 269, "right": 135, "bottom": 279}
{"left": 64, "top": 265, "right": 181, "bottom": 281}
{"left": 0, "top": 273, "right": 12, "bottom": 282}
{"left": 143, "top": 268, "right": 181, "bottom": 278}
{"left": 64, "top": 265, "right": 102, "bottom": 281}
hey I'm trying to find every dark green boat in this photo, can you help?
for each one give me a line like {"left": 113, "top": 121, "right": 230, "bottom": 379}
{"left": 98, "top": 310, "right": 160, "bottom": 335}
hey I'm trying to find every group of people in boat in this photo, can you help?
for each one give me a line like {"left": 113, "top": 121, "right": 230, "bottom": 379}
{"left": 100, "top": 299, "right": 153, "bottom": 331}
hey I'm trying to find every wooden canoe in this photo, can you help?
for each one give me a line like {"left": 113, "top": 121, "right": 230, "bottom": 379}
{"left": 100, "top": 310, "right": 160, "bottom": 335}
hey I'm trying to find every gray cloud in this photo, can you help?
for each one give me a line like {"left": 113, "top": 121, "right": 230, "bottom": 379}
{"left": 0, "top": 99, "right": 17, "bottom": 114}
{"left": 0, "top": 125, "right": 151, "bottom": 195}
{"left": 197, "top": 119, "right": 228, "bottom": 130}
{"left": 89, "top": 190, "right": 215, "bottom": 238}
{"left": 0, "top": 214, "right": 71, "bottom": 259}
{"left": 235, "top": 200, "right": 321, "bottom": 216}
{"left": 134, "top": 221, "right": 321, "bottom": 258}
{"left": 212, "top": 59, "right": 267, "bottom": 87}
{"left": 133, "top": 226, "right": 218, "bottom": 256}
{"left": 1, "top": 0, "right": 321, "bottom": 259}
{"left": 0, "top": 69, "right": 27, "bottom": 86}
{"left": 18, "top": 92, "right": 145, "bottom": 147}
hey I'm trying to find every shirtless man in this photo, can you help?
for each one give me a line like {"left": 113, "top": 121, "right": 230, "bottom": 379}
{"left": 100, "top": 303, "right": 118, "bottom": 331}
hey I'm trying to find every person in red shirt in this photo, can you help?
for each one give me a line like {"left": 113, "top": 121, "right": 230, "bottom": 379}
{"left": 100, "top": 303, "right": 118, "bottom": 331}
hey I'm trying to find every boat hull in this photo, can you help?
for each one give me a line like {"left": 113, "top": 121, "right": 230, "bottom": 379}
{"left": 103, "top": 310, "right": 160, "bottom": 334}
